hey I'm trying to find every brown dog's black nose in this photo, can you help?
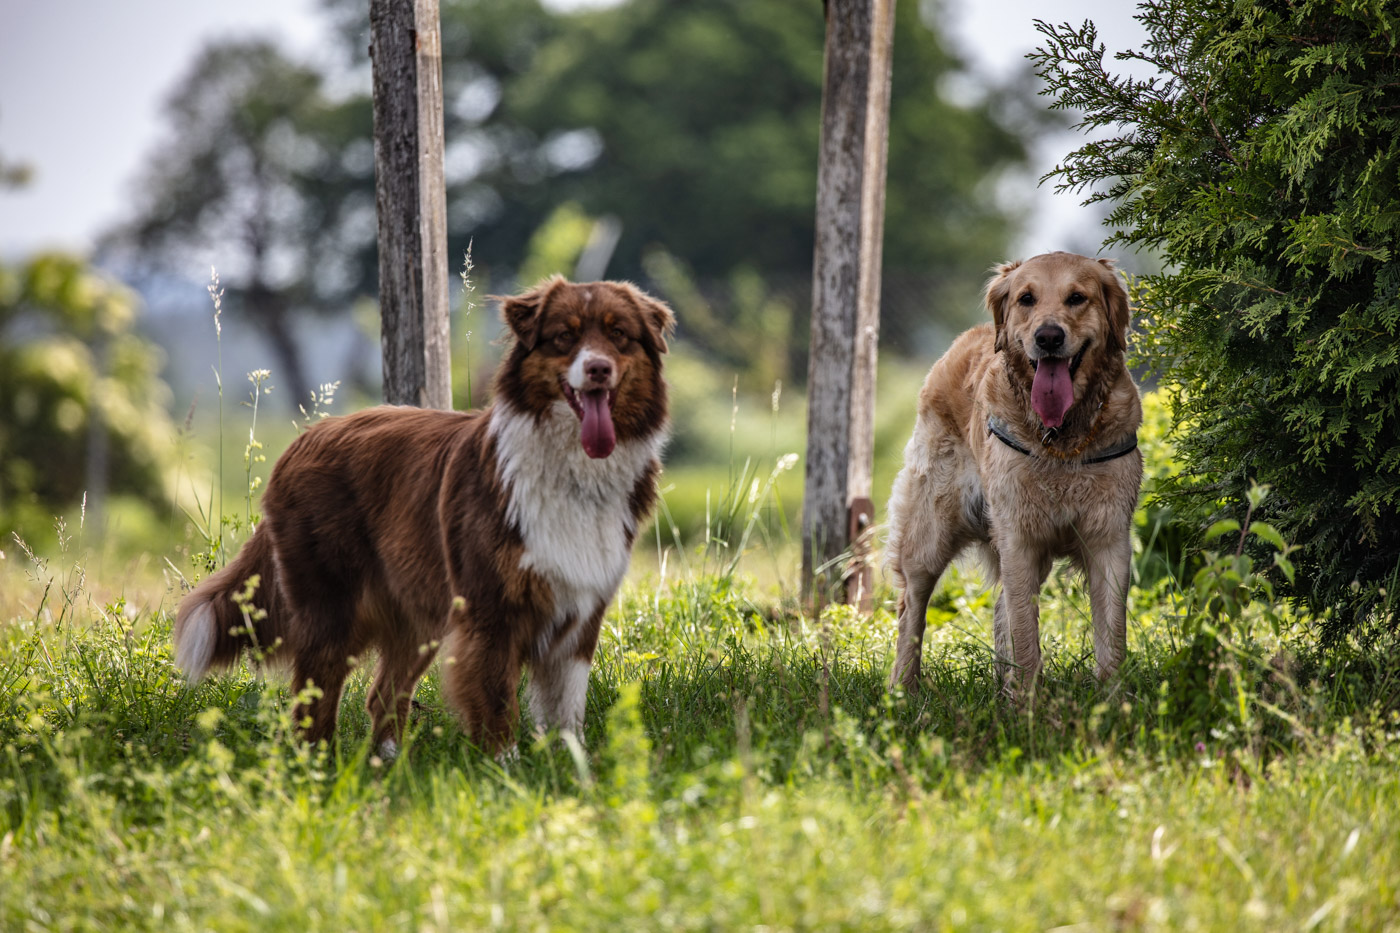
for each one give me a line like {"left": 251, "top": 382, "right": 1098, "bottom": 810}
{"left": 586, "top": 358, "right": 613, "bottom": 386}
{"left": 1034, "top": 324, "right": 1066, "bottom": 354}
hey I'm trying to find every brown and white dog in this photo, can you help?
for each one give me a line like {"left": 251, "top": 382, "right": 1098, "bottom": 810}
{"left": 885, "top": 252, "right": 1143, "bottom": 694}
{"left": 174, "top": 276, "right": 674, "bottom": 758}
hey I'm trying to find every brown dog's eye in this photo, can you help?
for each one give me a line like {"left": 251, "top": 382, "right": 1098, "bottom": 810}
{"left": 1017, "top": 293, "right": 1035, "bottom": 307}
{"left": 610, "top": 326, "right": 629, "bottom": 343}
{"left": 1066, "top": 292, "right": 1087, "bottom": 306}
{"left": 552, "top": 332, "right": 576, "bottom": 353}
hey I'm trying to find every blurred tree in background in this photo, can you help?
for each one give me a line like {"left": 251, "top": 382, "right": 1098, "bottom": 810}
{"left": 509, "top": 1, "right": 1027, "bottom": 274}
{"left": 102, "top": 39, "right": 376, "bottom": 406}
{"left": 86, "top": 0, "right": 1055, "bottom": 548}
{"left": 112, "top": 0, "right": 1046, "bottom": 390}
{"left": 484, "top": 0, "right": 1042, "bottom": 374}
{"left": 0, "top": 254, "right": 182, "bottom": 549}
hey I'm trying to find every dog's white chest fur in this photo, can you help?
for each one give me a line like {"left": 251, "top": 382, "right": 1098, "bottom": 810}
{"left": 490, "top": 401, "right": 660, "bottom": 627}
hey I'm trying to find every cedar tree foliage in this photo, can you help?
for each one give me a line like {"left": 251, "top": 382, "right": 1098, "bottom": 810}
{"left": 1033, "top": 1, "right": 1400, "bottom": 642}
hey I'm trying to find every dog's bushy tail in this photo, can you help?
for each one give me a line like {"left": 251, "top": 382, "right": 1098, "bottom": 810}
{"left": 174, "top": 526, "right": 285, "bottom": 679}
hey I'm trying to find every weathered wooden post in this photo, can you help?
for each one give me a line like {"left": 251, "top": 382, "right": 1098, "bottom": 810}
{"left": 370, "top": 0, "right": 452, "bottom": 409}
{"left": 801, "top": 0, "right": 896, "bottom": 606}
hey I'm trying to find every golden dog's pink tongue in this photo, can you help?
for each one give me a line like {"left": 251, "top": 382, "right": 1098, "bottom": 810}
{"left": 1031, "top": 358, "right": 1074, "bottom": 428}
{"left": 579, "top": 390, "right": 616, "bottom": 459}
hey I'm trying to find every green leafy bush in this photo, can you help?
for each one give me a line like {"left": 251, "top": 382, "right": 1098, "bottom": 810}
{"left": 1159, "top": 483, "right": 1302, "bottom": 734}
{"left": 1034, "top": 1, "right": 1400, "bottom": 642}
{"left": 1133, "top": 387, "right": 1190, "bottom": 584}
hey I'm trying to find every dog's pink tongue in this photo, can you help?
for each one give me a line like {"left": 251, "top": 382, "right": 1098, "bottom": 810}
{"left": 1031, "top": 358, "right": 1074, "bottom": 428}
{"left": 579, "top": 390, "right": 616, "bottom": 459}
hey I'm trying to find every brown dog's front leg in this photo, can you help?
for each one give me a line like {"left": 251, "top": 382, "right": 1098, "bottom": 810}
{"left": 440, "top": 625, "right": 523, "bottom": 759}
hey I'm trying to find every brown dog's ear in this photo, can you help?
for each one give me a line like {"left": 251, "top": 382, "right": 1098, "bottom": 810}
{"left": 1096, "top": 258, "right": 1131, "bottom": 353}
{"left": 984, "top": 260, "right": 1021, "bottom": 353}
{"left": 495, "top": 275, "right": 566, "bottom": 351}
{"left": 619, "top": 282, "right": 676, "bottom": 354}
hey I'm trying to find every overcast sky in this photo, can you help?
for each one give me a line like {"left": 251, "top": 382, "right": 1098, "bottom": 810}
{"left": 0, "top": 0, "right": 1149, "bottom": 260}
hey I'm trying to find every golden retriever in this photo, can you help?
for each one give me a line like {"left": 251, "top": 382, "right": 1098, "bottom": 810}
{"left": 885, "top": 252, "right": 1143, "bottom": 693}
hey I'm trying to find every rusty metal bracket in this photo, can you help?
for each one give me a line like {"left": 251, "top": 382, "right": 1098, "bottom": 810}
{"left": 844, "top": 496, "right": 875, "bottom": 612}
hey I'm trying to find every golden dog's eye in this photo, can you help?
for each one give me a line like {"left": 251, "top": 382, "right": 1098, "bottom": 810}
{"left": 1066, "top": 292, "right": 1086, "bottom": 306}
{"left": 611, "top": 326, "right": 628, "bottom": 342}
{"left": 1017, "top": 292, "right": 1035, "bottom": 307}
{"left": 552, "top": 332, "right": 576, "bottom": 352}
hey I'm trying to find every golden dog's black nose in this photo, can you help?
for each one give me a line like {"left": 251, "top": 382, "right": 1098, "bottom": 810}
{"left": 1034, "top": 324, "right": 1065, "bottom": 353}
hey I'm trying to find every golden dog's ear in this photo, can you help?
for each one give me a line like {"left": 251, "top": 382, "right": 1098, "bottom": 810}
{"left": 619, "top": 282, "right": 676, "bottom": 355}
{"left": 1096, "top": 259, "right": 1131, "bottom": 353}
{"left": 984, "top": 260, "right": 1021, "bottom": 353}
{"left": 495, "top": 275, "right": 567, "bottom": 351}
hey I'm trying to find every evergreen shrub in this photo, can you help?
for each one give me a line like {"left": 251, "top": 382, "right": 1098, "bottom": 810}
{"left": 1034, "top": 1, "right": 1400, "bottom": 642}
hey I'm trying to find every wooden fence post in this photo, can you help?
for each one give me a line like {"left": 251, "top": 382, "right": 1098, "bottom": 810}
{"left": 370, "top": 0, "right": 452, "bottom": 409}
{"left": 801, "top": 0, "right": 896, "bottom": 605}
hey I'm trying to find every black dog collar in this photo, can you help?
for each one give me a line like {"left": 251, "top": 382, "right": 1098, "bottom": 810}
{"left": 987, "top": 414, "right": 1138, "bottom": 465}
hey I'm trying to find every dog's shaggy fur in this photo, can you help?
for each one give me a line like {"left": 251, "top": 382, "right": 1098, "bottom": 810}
{"left": 885, "top": 252, "right": 1143, "bottom": 693}
{"left": 174, "top": 277, "right": 674, "bottom": 757}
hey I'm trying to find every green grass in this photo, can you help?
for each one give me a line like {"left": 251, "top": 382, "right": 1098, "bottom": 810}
{"left": 2, "top": 351, "right": 1395, "bottom": 930}
{"left": 8, "top": 270, "right": 1393, "bottom": 928}
{"left": 2, "top": 541, "right": 1399, "bottom": 931}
